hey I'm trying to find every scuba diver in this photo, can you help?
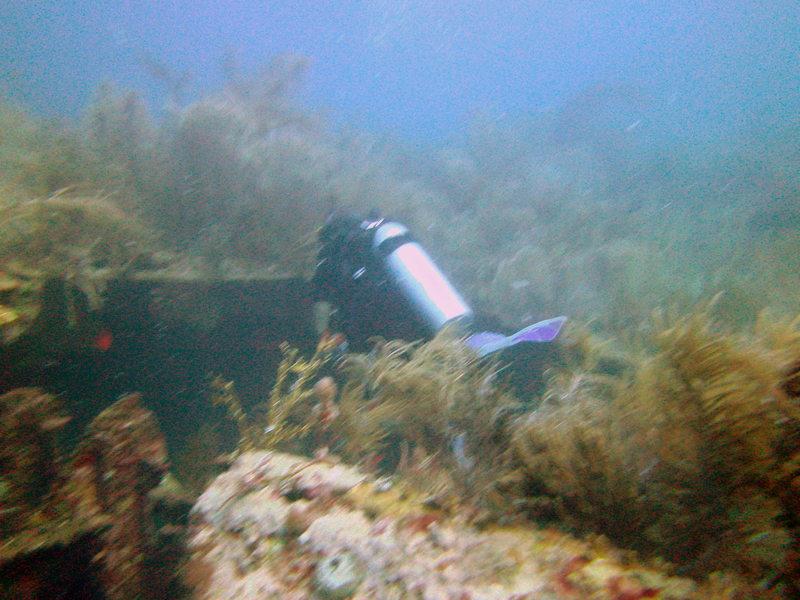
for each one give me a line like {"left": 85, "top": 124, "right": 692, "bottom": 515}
{"left": 311, "top": 212, "right": 566, "bottom": 393}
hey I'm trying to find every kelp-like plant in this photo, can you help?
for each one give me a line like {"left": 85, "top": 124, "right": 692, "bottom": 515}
{"left": 333, "top": 329, "right": 519, "bottom": 502}
{"left": 0, "top": 191, "right": 161, "bottom": 311}
{"left": 509, "top": 308, "right": 800, "bottom": 588}
{"left": 0, "top": 193, "right": 154, "bottom": 267}
{"left": 211, "top": 342, "right": 328, "bottom": 453}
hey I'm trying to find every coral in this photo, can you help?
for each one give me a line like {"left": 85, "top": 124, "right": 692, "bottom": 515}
{"left": 185, "top": 449, "right": 751, "bottom": 599}
{"left": 509, "top": 308, "right": 800, "bottom": 591}
{"left": 313, "top": 551, "right": 365, "bottom": 599}
{"left": 0, "top": 388, "right": 71, "bottom": 536}
{"left": 0, "top": 389, "right": 100, "bottom": 596}
{"left": 0, "top": 389, "right": 185, "bottom": 599}
{"left": 70, "top": 393, "right": 176, "bottom": 599}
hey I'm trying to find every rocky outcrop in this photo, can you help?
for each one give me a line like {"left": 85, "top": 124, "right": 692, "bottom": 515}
{"left": 186, "top": 451, "right": 723, "bottom": 599}
{"left": 0, "top": 389, "right": 188, "bottom": 599}
{"left": 0, "top": 388, "right": 109, "bottom": 598}
{"left": 70, "top": 392, "right": 176, "bottom": 599}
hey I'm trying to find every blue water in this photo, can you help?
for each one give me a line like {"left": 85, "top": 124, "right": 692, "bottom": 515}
{"left": 2, "top": 1, "right": 798, "bottom": 143}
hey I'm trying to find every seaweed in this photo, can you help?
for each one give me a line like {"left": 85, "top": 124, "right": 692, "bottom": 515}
{"left": 211, "top": 342, "right": 328, "bottom": 453}
{"left": 509, "top": 308, "right": 800, "bottom": 587}
{"left": 0, "top": 101, "right": 93, "bottom": 200}
{"left": 4, "top": 68, "right": 799, "bottom": 338}
{"left": 0, "top": 191, "right": 160, "bottom": 312}
{"left": 332, "top": 329, "right": 519, "bottom": 506}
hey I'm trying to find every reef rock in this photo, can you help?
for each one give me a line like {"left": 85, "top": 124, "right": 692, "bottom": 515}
{"left": 0, "top": 389, "right": 186, "bottom": 599}
{"left": 0, "top": 388, "right": 72, "bottom": 533}
{"left": 70, "top": 392, "right": 178, "bottom": 599}
{"left": 186, "top": 450, "right": 710, "bottom": 599}
{"left": 0, "top": 388, "right": 109, "bottom": 597}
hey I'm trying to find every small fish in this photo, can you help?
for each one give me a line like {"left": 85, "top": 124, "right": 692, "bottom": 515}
{"left": 747, "top": 531, "right": 771, "bottom": 545}
{"left": 452, "top": 432, "right": 474, "bottom": 470}
{"left": 93, "top": 328, "right": 113, "bottom": 352}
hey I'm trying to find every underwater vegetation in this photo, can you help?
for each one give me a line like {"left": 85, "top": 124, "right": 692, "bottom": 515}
{"left": 204, "top": 307, "right": 800, "bottom": 593}
{"left": 0, "top": 57, "right": 440, "bottom": 309}
{"left": 211, "top": 331, "right": 517, "bottom": 486}
{"left": 507, "top": 307, "right": 800, "bottom": 591}
{"left": 333, "top": 331, "right": 518, "bottom": 490}
{"left": 211, "top": 340, "right": 331, "bottom": 454}
{"left": 213, "top": 329, "right": 520, "bottom": 507}
{"left": 2, "top": 59, "right": 799, "bottom": 337}
{"left": 420, "top": 89, "right": 800, "bottom": 333}
{"left": 2, "top": 55, "right": 800, "bottom": 597}
{"left": 0, "top": 191, "right": 166, "bottom": 351}
{"left": 209, "top": 330, "right": 516, "bottom": 511}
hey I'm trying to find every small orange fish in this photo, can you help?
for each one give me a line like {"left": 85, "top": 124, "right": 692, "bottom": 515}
{"left": 93, "top": 328, "right": 113, "bottom": 352}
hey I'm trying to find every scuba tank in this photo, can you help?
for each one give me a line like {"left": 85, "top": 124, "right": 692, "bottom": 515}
{"left": 370, "top": 219, "right": 473, "bottom": 334}
{"left": 312, "top": 213, "right": 470, "bottom": 348}
{"left": 312, "top": 213, "right": 564, "bottom": 356}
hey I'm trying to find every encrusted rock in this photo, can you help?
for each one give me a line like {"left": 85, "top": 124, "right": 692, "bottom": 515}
{"left": 284, "top": 500, "right": 315, "bottom": 537}
{"left": 219, "top": 486, "right": 290, "bottom": 538}
{"left": 0, "top": 388, "right": 71, "bottom": 535}
{"left": 313, "top": 551, "right": 365, "bottom": 599}
{"left": 186, "top": 450, "right": 712, "bottom": 599}
{"left": 71, "top": 393, "right": 174, "bottom": 600}
{"left": 0, "top": 389, "right": 184, "bottom": 599}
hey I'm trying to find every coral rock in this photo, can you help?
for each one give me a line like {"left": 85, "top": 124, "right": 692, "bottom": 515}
{"left": 314, "top": 551, "right": 365, "bottom": 599}
{"left": 186, "top": 451, "right": 706, "bottom": 599}
{"left": 0, "top": 388, "right": 71, "bottom": 534}
{"left": 0, "top": 389, "right": 107, "bottom": 596}
{"left": 71, "top": 392, "right": 173, "bottom": 600}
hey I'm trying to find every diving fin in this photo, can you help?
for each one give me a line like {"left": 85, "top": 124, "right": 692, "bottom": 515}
{"left": 466, "top": 316, "right": 566, "bottom": 357}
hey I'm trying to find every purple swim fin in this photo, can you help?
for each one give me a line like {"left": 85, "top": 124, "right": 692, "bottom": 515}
{"left": 466, "top": 316, "right": 566, "bottom": 357}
